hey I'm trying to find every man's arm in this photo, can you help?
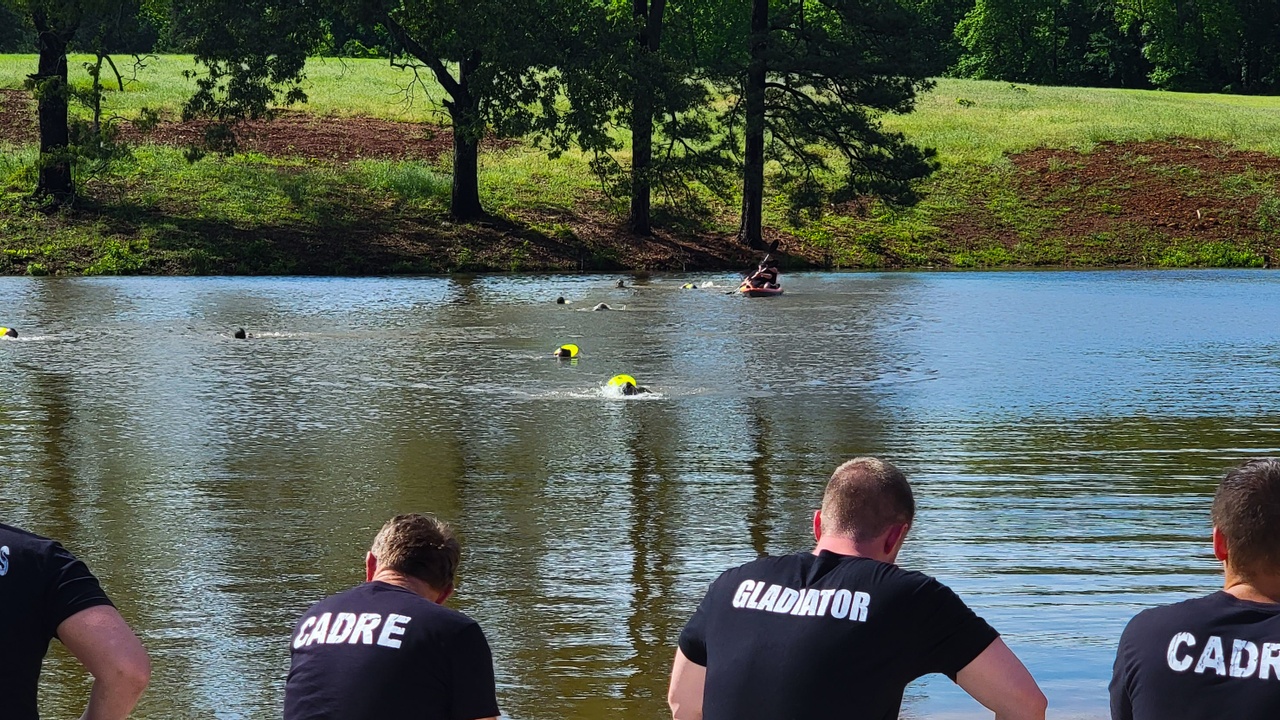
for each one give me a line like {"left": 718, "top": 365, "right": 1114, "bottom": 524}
{"left": 57, "top": 605, "right": 151, "bottom": 720}
{"left": 667, "top": 647, "right": 705, "bottom": 720}
{"left": 955, "top": 638, "right": 1047, "bottom": 720}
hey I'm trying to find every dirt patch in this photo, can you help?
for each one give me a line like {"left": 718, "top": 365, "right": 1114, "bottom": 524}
{"left": 0, "top": 89, "right": 513, "bottom": 162}
{"left": 122, "top": 113, "right": 463, "bottom": 162}
{"left": 939, "top": 139, "right": 1280, "bottom": 262}
{"left": 1013, "top": 140, "right": 1280, "bottom": 237}
{"left": 0, "top": 89, "right": 37, "bottom": 145}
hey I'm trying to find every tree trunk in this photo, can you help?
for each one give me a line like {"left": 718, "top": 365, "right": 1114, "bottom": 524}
{"left": 32, "top": 15, "right": 74, "bottom": 202}
{"left": 449, "top": 55, "right": 484, "bottom": 221}
{"left": 738, "top": 0, "right": 768, "bottom": 248}
{"left": 629, "top": 0, "right": 666, "bottom": 236}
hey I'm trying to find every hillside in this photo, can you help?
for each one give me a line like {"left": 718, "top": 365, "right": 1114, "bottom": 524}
{"left": 2, "top": 56, "right": 1279, "bottom": 274}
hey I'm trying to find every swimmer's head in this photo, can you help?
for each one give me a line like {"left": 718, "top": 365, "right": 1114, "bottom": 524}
{"left": 553, "top": 344, "right": 579, "bottom": 359}
{"left": 1, "top": 327, "right": 16, "bottom": 338}
{"left": 555, "top": 297, "right": 566, "bottom": 305}
{"left": 233, "top": 327, "right": 247, "bottom": 339}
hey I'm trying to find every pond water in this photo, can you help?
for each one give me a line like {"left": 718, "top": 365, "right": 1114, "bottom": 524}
{"left": 3, "top": 270, "right": 1278, "bottom": 719}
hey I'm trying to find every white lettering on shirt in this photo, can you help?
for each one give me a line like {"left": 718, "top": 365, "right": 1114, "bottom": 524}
{"left": 789, "top": 589, "right": 812, "bottom": 616}
{"left": 773, "top": 588, "right": 800, "bottom": 614}
{"left": 305, "top": 613, "right": 332, "bottom": 646}
{"left": 1167, "top": 632, "right": 1196, "bottom": 672}
{"left": 757, "top": 584, "right": 782, "bottom": 612}
{"left": 796, "top": 589, "right": 822, "bottom": 617}
{"left": 851, "top": 591, "right": 871, "bottom": 622}
{"left": 728, "top": 581, "right": 869, "bottom": 622}
{"left": 377, "top": 614, "right": 412, "bottom": 649}
{"left": 349, "top": 613, "right": 383, "bottom": 645}
{"left": 293, "top": 616, "right": 318, "bottom": 649}
{"left": 291, "top": 611, "right": 416, "bottom": 650}
{"left": 1195, "top": 635, "right": 1227, "bottom": 676}
{"left": 816, "top": 589, "right": 837, "bottom": 615}
{"left": 830, "top": 590, "right": 853, "bottom": 619}
{"left": 325, "top": 613, "right": 358, "bottom": 644}
{"left": 1261, "top": 643, "right": 1280, "bottom": 680}
{"left": 1231, "top": 639, "right": 1260, "bottom": 678}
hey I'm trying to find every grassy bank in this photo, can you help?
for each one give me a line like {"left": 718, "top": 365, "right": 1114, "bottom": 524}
{"left": 2, "top": 55, "right": 1279, "bottom": 274}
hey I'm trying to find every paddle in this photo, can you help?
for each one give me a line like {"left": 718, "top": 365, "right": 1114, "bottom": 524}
{"left": 728, "top": 240, "right": 781, "bottom": 294}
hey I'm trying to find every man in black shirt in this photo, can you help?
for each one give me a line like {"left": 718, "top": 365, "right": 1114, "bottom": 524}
{"left": 669, "top": 457, "right": 1047, "bottom": 720}
{"left": 284, "top": 513, "right": 500, "bottom": 720}
{"left": 0, "top": 522, "right": 150, "bottom": 720}
{"left": 1111, "top": 457, "right": 1280, "bottom": 719}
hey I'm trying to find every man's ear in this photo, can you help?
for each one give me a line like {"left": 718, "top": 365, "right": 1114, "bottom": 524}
{"left": 1213, "top": 527, "right": 1229, "bottom": 563}
{"left": 365, "top": 552, "right": 377, "bottom": 582}
{"left": 813, "top": 510, "right": 823, "bottom": 542}
{"left": 437, "top": 584, "right": 455, "bottom": 605}
{"left": 883, "top": 523, "right": 910, "bottom": 558}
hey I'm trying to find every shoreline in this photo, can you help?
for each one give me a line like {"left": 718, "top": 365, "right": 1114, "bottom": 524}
{"left": 3, "top": 78, "right": 1279, "bottom": 276}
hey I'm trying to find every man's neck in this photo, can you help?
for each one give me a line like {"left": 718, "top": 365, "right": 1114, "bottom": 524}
{"left": 371, "top": 570, "right": 445, "bottom": 603}
{"left": 812, "top": 538, "right": 890, "bottom": 563}
{"left": 1223, "top": 571, "right": 1280, "bottom": 604}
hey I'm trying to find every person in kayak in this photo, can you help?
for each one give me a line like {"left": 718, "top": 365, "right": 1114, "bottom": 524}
{"left": 284, "top": 514, "right": 499, "bottom": 720}
{"left": 1111, "top": 458, "right": 1280, "bottom": 719}
{"left": 743, "top": 257, "right": 780, "bottom": 290}
{"left": 668, "top": 457, "right": 1046, "bottom": 720}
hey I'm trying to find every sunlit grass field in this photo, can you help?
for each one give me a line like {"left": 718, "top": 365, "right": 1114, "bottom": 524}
{"left": 5, "top": 55, "right": 1280, "bottom": 160}
{"left": 2, "top": 54, "right": 1279, "bottom": 274}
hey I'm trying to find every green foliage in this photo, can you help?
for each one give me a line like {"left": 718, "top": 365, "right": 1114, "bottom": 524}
{"left": 0, "top": 5, "right": 32, "bottom": 52}
{"left": 745, "top": 0, "right": 940, "bottom": 214}
{"left": 174, "top": 0, "right": 323, "bottom": 153}
{"left": 1127, "top": 0, "right": 1280, "bottom": 93}
{"left": 954, "top": 0, "right": 1150, "bottom": 87}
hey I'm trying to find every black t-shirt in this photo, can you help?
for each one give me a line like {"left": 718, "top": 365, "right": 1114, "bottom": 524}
{"left": 678, "top": 550, "right": 999, "bottom": 720}
{"left": 284, "top": 581, "right": 500, "bottom": 720}
{"left": 1111, "top": 591, "right": 1280, "bottom": 719}
{"left": 0, "top": 523, "right": 114, "bottom": 720}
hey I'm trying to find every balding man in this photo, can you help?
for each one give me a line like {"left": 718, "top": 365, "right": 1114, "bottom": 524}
{"left": 668, "top": 457, "right": 1047, "bottom": 720}
{"left": 284, "top": 514, "right": 499, "bottom": 720}
{"left": 1111, "top": 458, "right": 1280, "bottom": 719}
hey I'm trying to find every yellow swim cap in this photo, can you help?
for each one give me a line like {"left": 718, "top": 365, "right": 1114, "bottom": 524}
{"left": 554, "top": 344, "right": 580, "bottom": 358}
{"left": 608, "top": 374, "right": 638, "bottom": 388}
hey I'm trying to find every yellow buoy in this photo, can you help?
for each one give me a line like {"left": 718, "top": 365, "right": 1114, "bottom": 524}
{"left": 0, "top": 327, "right": 16, "bottom": 338}
{"left": 608, "top": 374, "right": 638, "bottom": 389}
{"left": 554, "top": 344, "right": 580, "bottom": 358}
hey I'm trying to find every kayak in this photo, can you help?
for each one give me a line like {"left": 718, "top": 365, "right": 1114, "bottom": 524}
{"left": 739, "top": 283, "right": 784, "bottom": 298}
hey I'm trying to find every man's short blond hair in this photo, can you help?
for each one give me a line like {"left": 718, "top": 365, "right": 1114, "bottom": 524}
{"left": 820, "top": 458, "right": 915, "bottom": 541}
{"left": 371, "top": 514, "right": 461, "bottom": 590}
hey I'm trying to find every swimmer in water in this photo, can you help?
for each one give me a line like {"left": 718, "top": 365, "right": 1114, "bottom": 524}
{"left": 593, "top": 303, "right": 612, "bottom": 311}
{"left": 553, "top": 344, "right": 580, "bottom": 359}
{"left": 608, "top": 374, "right": 651, "bottom": 395}
{"left": 1, "top": 327, "right": 16, "bottom": 338}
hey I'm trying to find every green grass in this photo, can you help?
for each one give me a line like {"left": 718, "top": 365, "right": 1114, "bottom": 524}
{"left": 0, "top": 54, "right": 450, "bottom": 122}
{"left": 891, "top": 79, "right": 1280, "bottom": 163}
{"left": 3, "top": 54, "right": 1280, "bottom": 273}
